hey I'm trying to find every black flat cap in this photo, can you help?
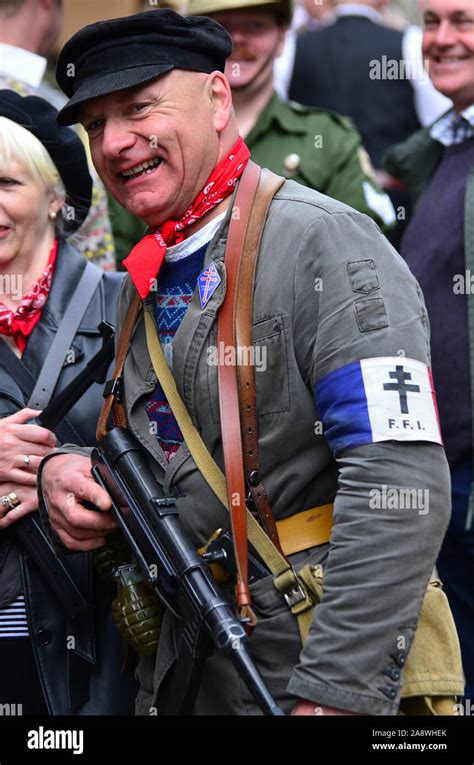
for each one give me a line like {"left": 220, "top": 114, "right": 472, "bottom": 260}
{"left": 56, "top": 8, "right": 233, "bottom": 126}
{"left": 0, "top": 90, "right": 92, "bottom": 233}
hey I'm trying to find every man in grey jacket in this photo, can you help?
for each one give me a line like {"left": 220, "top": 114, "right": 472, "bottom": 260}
{"left": 39, "top": 8, "right": 453, "bottom": 716}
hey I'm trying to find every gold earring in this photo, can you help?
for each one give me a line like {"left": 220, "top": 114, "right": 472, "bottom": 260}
{"left": 48, "top": 210, "right": 57, "bottom": 221}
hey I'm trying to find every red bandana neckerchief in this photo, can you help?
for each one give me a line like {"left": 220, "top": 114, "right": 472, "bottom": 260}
{"left": 0, "top": 239, "right": 58, "bottom": 353}
{"left": 123, "top": 137, "right": 251, "bottom": 299}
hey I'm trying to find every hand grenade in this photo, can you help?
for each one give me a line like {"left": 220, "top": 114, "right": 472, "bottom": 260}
{"left": 112, "top": 564, "right": 164, "bottom": 656}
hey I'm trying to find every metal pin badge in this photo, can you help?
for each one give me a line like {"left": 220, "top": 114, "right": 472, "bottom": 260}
{"left": 198, "top": 262, "right": 221, "bottom": 308}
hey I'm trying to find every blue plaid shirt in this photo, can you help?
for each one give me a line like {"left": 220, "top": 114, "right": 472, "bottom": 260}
{"left": 430, "top": 105, "right": 474, "bottom": 146}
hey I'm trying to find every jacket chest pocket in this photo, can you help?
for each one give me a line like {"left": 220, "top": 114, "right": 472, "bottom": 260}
{"left": 205, "top": 314, "right": 291, "bottom": 425}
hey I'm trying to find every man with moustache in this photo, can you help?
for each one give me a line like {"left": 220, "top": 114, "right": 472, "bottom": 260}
{"left": 38, "top": 9, "right": 455, "bottom": 716}
{"left": 187, "top": 0, "right": 395, "bottom": 229}
{"left": 386, "top": 0, "right": 474, "bottom": 703}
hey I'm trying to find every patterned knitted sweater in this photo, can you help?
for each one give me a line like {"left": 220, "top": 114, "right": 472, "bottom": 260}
{"left": 144, "top": 213, "right": 224, "bottom": 460}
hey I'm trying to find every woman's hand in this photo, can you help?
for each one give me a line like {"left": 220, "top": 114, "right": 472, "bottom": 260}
{"left": 0, "top": 408, "right": 57, "bottom": 485}
{"left": 0, "top": 481, "right": 42, "bottom": 529}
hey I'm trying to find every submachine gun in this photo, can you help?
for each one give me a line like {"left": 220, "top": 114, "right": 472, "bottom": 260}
{"left": 91, "top": 426, "right": 285, "bottom": 716}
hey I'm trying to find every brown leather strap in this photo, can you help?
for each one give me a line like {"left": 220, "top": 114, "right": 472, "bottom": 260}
{"left": 218, "top": 161, "right": 261, "bottom": 618}
{"left": 96, "top": 291, "right": 142, "bottom": 442}
{"left": 235, "top": 168, "right": 286, "bottom": 554}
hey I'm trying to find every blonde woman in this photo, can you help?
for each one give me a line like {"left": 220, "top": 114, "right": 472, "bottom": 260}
{"left": 0, "top": 90, "right": 135, "bottom": 714}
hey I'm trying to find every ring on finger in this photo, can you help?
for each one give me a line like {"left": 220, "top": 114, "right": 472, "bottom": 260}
{"left": 1, "top": 492, "right": 20, "bottom": 513}
{"left": 6, "top": 491, "right": 20, "bottom": 508}
{"left": 23, "top": 455, "right": 31, "bottom": 469}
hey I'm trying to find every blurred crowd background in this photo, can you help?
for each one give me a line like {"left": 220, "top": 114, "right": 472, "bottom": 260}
{"left": 53, "top": 1, "right": 420, "bottom": 53}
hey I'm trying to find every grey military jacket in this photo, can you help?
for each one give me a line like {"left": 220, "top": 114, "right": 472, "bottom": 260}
{"left": 40, "top": 180, "right": 450, "bottom": 716}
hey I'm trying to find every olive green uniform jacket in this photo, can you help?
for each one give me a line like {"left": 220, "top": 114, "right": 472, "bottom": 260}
{"left": 109, "top": 93, "right": 395, "bottom": 266}
{"left": 39, "top": 180, "right": 451, "bottom": 715}
{"left": 246, "top": 92, "right": 394, "bottom": 229}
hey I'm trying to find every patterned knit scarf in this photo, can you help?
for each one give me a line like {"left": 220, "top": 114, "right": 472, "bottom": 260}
{"left": 0, "top": 240, "right": 58, "bottom": 352}
{"left": 123, "top": 137, "right": 250, "bottom": 299}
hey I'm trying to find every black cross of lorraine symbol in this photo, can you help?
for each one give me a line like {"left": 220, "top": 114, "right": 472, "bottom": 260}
{"left": 383, "top": 365, "right": 420, "bottom": 414}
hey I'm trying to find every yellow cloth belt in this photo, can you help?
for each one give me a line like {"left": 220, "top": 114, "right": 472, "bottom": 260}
{"left": 276, "top": 503, "right": 334, "bottom": 556}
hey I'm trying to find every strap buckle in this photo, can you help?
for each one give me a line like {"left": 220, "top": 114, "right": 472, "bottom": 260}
{"left": 274, "top": 565, "right": 314, "bottom": 614}
{"left": 283, "top": 578, "right": 308, "bottom": 609}
{"left": 103, "top": 377, "right": 123, "bottom": 402}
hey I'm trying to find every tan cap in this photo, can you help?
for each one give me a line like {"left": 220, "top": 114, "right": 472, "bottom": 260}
{"left": 187, "top": 0, "right": 292, "bottom": 25}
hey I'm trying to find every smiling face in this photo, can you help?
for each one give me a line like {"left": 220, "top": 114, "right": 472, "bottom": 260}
{"left": 81, "top": 70, "right": 235, "bottom": 227}
{"left": 423, "top": 0, "right": 474, "bottom": 111}
{"left": 210, "top": 9, "right": 287, "bottom": 92}
{"left": 0, "top": 157, "right": 60, "bottom": 269}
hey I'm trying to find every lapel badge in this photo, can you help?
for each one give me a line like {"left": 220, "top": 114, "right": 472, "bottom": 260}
{"left": 198, "top": 262, "right": 221, "bottom": 309}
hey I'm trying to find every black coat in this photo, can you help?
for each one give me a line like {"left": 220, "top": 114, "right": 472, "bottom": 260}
{"left": 289, "top": 15, "right": 420, "bottom": 169}
{"left": 0, "top": 239, "right": 137, "bottom": 714}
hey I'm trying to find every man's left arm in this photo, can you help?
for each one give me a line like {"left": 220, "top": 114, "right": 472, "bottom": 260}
{"left": 288, "top": 210, "right": 451, "bottom": 715}
{"left": 289, "top": 440, "right": 450, "bottom": 715}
